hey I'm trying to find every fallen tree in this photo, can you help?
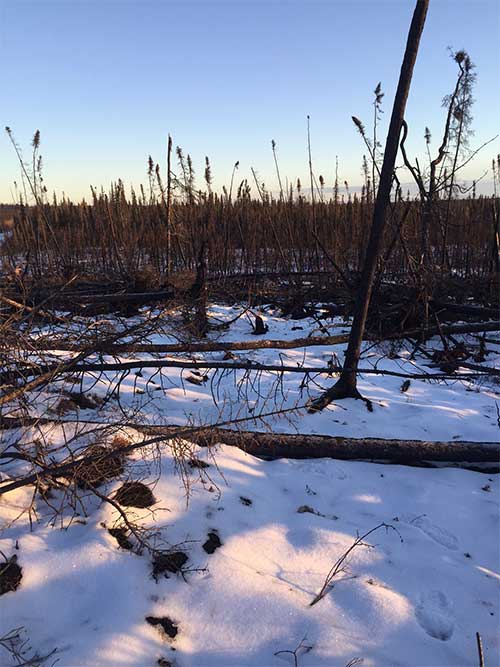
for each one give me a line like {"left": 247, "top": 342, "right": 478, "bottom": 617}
{"left": 25, "top": 332, "right": 353, "bottom": 354}
{"left": 1, "top": 419, "right": 498, "bottom": 498}
{"left": 0, "top": 357, "right": 496, "bottom": 403}
{"left": 141, "top": 426, "right": 500, "bottom": 466}
{"left": 430, "top": 300, "right": 499, "bottom": 320}
{"left": 26, "top": 320, "right": 500, "bottom": 355}
{"left": 2, "top": 319, "right": 498, "bottom": 409}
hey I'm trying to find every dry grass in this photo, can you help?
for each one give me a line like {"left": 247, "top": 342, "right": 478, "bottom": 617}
{"left": 1, "top": 185, "right": 498, "bottom": 295}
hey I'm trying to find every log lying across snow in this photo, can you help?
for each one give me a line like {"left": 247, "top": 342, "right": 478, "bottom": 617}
{"left": 430, "top": 300, "right": 499, "bottom": 320}
{"left": 0, "top": 295, "right": 67, "bottom": 324}
{"left": 28, "top": 320, "right": 500, "bottom": 354}
{"left": 28, "top": 333, "right": 353, "bottom": 354}
{"left": 136, "top": 425, "right": 500, "bottom": 468}
{"left": 2, "top": 416, "right": 500, "bottom": 466}
{"left": 0, "top": 419, "right": 498, "bottom": 494}
{"left": 391, "top": 320, "right": 500, "bottom": 340}
{"left": 2, "top": 412, "right": 498, "bottom": 470}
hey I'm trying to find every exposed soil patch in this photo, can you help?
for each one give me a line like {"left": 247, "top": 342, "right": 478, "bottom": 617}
{"left": 203, "top": 531, "right": 222, "bottom": 554}
{"left": 188, "top": 457, "right": 210, "bottom": 469}
{"left": 53, "top": 397, "right": 79, "bottom": 415}
{"left": 114, "top": 481, "right": 155, "bottom": 508}
{"left": 108, "top": 527, "right": 134, "bottom": 551}
{"left": 71, "top": 444, "right": 125, "bottom": 489}
{"left": 145, "top": 616, "right": 178, "bottom": 639}
{"left": 297, "top": 505, "right": 318, "bottom": 515}
{"left": 0, "top": 555, "right": 22, "bottom": 596}
{"left": 67, "top": 391, "right": 103, "bottom": 410}
{"left": 152, "top": 551, "right": 189, "bottom": 580}
{"left": 281, "top": 299, "right": 317, "bottom": 320}
{"left": 431, "top": 343, "right": 472, "bottom": 373}
{"left": 239, "top": 496, "right": 252, "bottom": 506}
{"left": 297, "top": 505, "right": 338, "bottom": 520}
{"left": 186, "top": 373, "right": 209, "bottom": 386}
{"left": 52, "top": 391, "right": 103, "bottom": 415}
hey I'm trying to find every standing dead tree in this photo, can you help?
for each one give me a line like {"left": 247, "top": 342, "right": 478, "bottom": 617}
{"left": 309, "top": 0, "right": 430, "bottom": 411}
{"left": 399, "top": 50, "right": 478, "bottom": 330}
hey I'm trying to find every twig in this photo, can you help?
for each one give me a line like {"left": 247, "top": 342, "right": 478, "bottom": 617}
{"left": 274, "top": 635, "right": 313, "bottom": 667}
{"left": 310, "top": 522, "right": 402, "bottom": 606}
{"left": 0, "top": 626, "right": 58, "bottom": 667}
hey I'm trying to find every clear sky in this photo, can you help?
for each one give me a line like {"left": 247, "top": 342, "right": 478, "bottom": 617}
{"left": 1, "top": 0, "right": 499, "bottom": 202}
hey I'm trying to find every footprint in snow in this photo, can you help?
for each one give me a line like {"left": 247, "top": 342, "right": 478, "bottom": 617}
{"left": 403, "top": 514, "right": 459, "bottom": 550}
{"left": 415, "top": 591, "right": 454, "bottom": 641}
{"left": 293, "top": 460, "right": 347, "bottom": 480}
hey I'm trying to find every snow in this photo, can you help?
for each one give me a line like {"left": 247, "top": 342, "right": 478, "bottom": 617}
{"left": 1, "top": 303, "right": 499, "bottom": 666}
{"left": 1, "top": 444, "right": 498, "bottom": 666}
{"left": 15, "top": 304, "right": 500, "bottom": 443}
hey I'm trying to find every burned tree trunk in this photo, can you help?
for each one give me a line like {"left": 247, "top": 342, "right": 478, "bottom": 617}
{"left": 309, "top": 0, "right": 430, "bottom": 412}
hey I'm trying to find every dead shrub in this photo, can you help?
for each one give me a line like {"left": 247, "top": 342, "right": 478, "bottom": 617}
{"left": 0, "top": 555, "right": 22, "bottom": 596}
{"left": 71, "top": 444, "right": 125, "bottom": 489}
{"left": 152, "top": 551, "right": 188, "bottom": 579}
{"left": 114, "top": 481, "right": 155, "bottom": 508}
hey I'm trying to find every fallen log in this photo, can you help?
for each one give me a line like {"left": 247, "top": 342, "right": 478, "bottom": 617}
{"left": 0, "top": 317, "right": 172, "bottom": 407}
{"left": 389, "top": 320, "right": 500, "bottom": 339}
{"left": 28, "top": 321, "right": 500, "bottom": 355}
{"left": 0, "top": 357, "right": 495, "bottom": 393}
{"left": 0, "top": 418, "right": 498, "bottom": 495}
{"left": 72, "top": 289, "right": 175, "bottom": 304}
{"left": 0, "top": 288, "right": 176, "bottom": 315}
{"left": 0, "top": 295, "right": 67, "bottom": 324}
{"left": 30, "top": 333, "right": 353, "bottom": 354}
{"left": 430, "top": 300, "right": 499, "bottom": 320}
{"left": 27, "top": 288, "right": 176, "bottom": 306}
{"left": 2, "top": 412, "right": 498, "bottom": 470}
{"left": 428, "top": 359, "right": 500, "bottom": 375}
{"left": 141, "top": 426, "right": 500, "bottom": 466}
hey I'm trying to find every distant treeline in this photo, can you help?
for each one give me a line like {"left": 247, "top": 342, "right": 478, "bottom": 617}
{"left": 1, "top": 185, "right": 498, "bottom": 291}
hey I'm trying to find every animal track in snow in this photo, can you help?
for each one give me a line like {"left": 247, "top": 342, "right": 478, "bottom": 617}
{"left": 403, "top": 514, "right": 459, "bottom": 550}
{"left": 292, "top": 460, "right": 347, "bottom": 480}
{"left": 415, "top": 591, "right": 454, "bottom": 641}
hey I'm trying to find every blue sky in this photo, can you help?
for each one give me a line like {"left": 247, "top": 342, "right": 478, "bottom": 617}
{"left": 1, "top": 0, "right": 499, "bottom": 201}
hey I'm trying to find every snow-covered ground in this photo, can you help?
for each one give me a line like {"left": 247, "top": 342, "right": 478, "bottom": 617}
{"left": 1, "top": 442, "right": 499, "bottom": 666}
{"left": 1, "top": 303, "right": 499, "bottom": 666}
{"left": 18, "top": 303, "right": 500, "bottom": 442}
